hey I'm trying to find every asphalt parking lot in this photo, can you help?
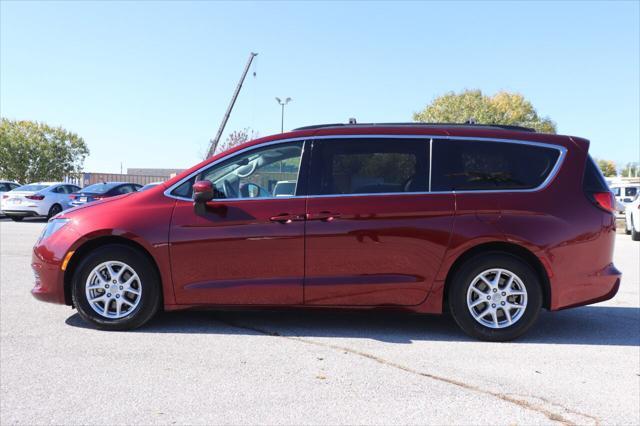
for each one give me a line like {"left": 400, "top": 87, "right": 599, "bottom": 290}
{"left": 1, "top": 218, "right": 638, "bottom": 425}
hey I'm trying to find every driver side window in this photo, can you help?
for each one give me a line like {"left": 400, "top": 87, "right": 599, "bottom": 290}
{"left": 173, "top": 141, "right": 304, "bottom": 199}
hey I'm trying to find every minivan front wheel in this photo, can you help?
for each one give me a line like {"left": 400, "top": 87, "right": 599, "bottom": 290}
{"left": 72, "top": 244, "right": 161, "bottom": 330}
{"left": 449, "top": 253, "right": 542, "bottom": 341}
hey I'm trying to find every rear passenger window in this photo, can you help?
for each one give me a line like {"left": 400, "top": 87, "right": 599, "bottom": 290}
{"left": 432, "top": 140, "right": 561, "bottom": 191}
{"left": 309, "top": 139, "right": 428, "bottom": 195}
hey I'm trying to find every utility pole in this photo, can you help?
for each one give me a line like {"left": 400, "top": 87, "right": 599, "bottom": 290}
{"left": 206, "top": 52, "right": 258, "bottom": 158}
{"left": 275, "top": 97, "right": 292, "bottom": 133}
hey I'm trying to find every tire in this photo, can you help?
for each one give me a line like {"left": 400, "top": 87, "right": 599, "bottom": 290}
{"left": 72, "top": 244, "right": 161, "bottom": 330}
{"left": 632, "top": 219, "right": 640, "bottom": 241}
{"left": 47, "top": 204, "right": 62, "bottom": 220}
{"left": 625, "top": 219, "right": 632, "bottom": 235}
{"left": 8, "top": 216, "right": 24, "bottom": 222}
{"left": 448, "top": 252, "right": 542, "bottom": 342}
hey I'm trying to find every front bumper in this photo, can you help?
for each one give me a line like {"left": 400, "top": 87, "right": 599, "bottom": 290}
{"left": 31, "top": 252, "right": 66, "bottom": 304}
{"left": 31, "top": 225, "right": 82, "bottom": 305}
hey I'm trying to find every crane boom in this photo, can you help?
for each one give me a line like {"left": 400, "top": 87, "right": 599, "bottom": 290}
{"left": 206, "top": 52, "right": 258, "bottom": 158}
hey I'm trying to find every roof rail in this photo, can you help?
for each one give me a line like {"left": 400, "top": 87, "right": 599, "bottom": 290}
{"left": 293, "top": 122, "right": 537, "bottom": 133}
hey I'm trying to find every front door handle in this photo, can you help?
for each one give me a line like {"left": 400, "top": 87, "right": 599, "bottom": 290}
{"left": 269, "top": 213, "right": 305, "bottom": 224}
{"left": 307, "top": 211, "right": 341, "bottom": 222}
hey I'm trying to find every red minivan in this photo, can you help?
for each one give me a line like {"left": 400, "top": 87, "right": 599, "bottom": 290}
{"left": 31, "top": 123, "right": 620, "bottom": 341}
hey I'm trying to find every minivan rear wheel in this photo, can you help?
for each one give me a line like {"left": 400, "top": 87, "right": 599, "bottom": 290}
{"left": 448, "top": 253, "right": 542, "bottom": 341}
{"left": 72, "top": 244, "right": 161, "bottom": 330}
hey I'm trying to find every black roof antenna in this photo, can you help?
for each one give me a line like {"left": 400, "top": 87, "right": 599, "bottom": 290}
{"left": 348, "top": 117, "right": 357, "bottom": 124}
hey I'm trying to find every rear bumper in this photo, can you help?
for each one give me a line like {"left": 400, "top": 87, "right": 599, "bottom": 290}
{"left": 552, "top": 263, "right": 622, "bottom": 310}
{"left": 3, "top": 210, "right": 41, "bottom": 217}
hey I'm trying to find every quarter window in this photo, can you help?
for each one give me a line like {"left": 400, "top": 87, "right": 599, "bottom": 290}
{"left": 309, "top": 139, "right": 428, "bottom": 195}
{"left": 431, "top": 140, "right": 561, "bottom": 191}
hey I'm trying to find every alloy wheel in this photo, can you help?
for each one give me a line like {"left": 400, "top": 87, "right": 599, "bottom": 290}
{"left": 466, "top": 268, "right": 528, "bottom": 329}
{"left": 85, "top": 261, "right": 142, "bottom": 319}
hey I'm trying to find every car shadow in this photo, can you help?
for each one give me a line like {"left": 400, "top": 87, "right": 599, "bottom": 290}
{"left": 66, "top": 305, "right": 640, "bottom": 346}
{"left": 0, "top": 217, "right": 47, "bottom": 223}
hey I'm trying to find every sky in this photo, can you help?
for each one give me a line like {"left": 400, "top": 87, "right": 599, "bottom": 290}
{"left": 1, "top": 0, "right": 639, "bottom": 173}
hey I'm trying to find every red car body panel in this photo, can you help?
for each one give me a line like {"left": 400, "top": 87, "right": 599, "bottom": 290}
{"left": 304, "top": 193, "right": 454, "bottom": 306}
{"left": 169, "top": 197, "right": 305, "bottom": 305}
{"left": 30, "top": 125, "right": 620, "bottom": 316}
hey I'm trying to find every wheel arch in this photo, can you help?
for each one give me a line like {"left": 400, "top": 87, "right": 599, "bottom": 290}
{"left": 63, "top": 236, "right": 163, "bottom": 306}
{"left": 442, "top": 242, "right": 551, "bottom": 311}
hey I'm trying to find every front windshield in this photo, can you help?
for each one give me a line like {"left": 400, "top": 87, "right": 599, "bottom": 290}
{"left": 15, "top": 184, "right": 47, "bottom": 192}
{"left": 81, "top": 183, "right": 118, "bottom": 194}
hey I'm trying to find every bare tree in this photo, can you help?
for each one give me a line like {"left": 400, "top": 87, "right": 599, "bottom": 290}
{"left": 215, "top": 128, "right": 259, "bottom": 154}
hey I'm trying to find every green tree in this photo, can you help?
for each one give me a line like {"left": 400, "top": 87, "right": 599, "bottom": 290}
{"left": 413, "top": 89, "right": 557, "bottom": 133}
{"left": 0, "top": 118, "right": 89, "bottom": 183}
{"left": 595, "top": 159, "right": 617, "bottom": 177}
{"left": 621, "top": 162, "right": 639, "bottom": 177}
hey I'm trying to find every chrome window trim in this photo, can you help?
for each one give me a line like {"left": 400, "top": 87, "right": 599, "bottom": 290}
{"left": 164, "top": 134, "right": 567, "bottom": 201}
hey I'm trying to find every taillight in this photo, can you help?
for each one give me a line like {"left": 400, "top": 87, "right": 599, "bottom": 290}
{"left": 591, "top": 191, "right": 615, "bottom": 213}
{"left": 93, "top": 195, "right": 105, "bottom": 200}
{"left": 25, "top": 195, "right": 45, "bottom": 201}
{"left": 2, "top": 195, "right": 8, "bottom": 199}
{"left": 69, "top": 195, "right": 77, "bottom": 200}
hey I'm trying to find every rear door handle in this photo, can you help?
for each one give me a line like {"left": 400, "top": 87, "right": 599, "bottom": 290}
{"left": 269, "top": 213, "right": 305, "bottom": 224}
{"left": 307, "top": 211, "right": 341, "bottom": 222}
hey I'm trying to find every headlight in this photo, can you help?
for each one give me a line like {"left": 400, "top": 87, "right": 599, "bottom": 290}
{"left": 40, "top": 218, "right": 70, "bottom": 241}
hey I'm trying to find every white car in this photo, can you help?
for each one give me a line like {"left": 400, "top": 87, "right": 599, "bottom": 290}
{"left": 610, "top": 184, "right": 639, "bottom": 212}
{"left": 0, "top": 182, "right": 81, "bottom": 222}
{"left": 0, "top": 181, "right": 21, "bottom": 216}
{"left": 624, "top": 198, "right": 640, "bottom": 241}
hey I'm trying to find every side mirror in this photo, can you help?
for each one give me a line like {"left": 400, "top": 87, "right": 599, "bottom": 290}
{"left": 193, "top": 180, "right": 214, "bottom": 203}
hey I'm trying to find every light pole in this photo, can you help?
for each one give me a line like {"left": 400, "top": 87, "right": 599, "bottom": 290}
{"left": 275, "top": 97, "right": 292, "bottom": 133}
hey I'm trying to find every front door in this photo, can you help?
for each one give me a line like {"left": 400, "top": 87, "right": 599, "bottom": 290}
{"left": 304, "top": 138, "right": 455, "bottom": 306}
{"left": 169, "top": 141, "right": 307, "bottom": 305}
